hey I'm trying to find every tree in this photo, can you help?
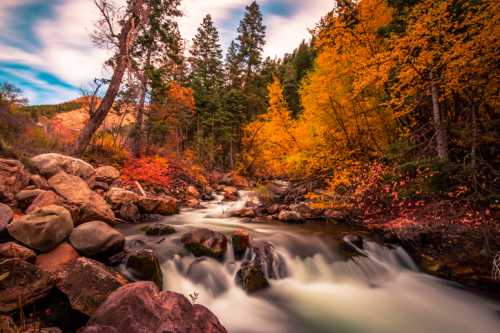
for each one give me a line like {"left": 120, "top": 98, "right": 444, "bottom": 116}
{"left": 0, "top": 82, "right": 28, "bottom": 106}
{"left": 131, "top": 0, "right": 182, "bottom": 157}
{"left": 74, "top": 0, "right": 150, "bottom": 155}
{"left": 225, "top": 40, "right": 243, "bottom": 89}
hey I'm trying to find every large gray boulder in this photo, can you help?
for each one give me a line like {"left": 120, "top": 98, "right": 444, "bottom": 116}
{"left": 0, "top": 158, "right": 30, "bottom": 201}
{"left": 30, "top": 153, "right": 95, "bottom": 180}
{"left": 0, "top": 259, "right": 56, "bottom": 312}
{"left": 7, "top": 205, "right": 73, "bottom": 252}
{"left": 81, "top": 282, "right": 227, "bottom": 333}
{"left": 69, "top": 221, "right": 124, "bottom": 257}
{"left": 49, "top": 172, "right": 115, "bottom": 224}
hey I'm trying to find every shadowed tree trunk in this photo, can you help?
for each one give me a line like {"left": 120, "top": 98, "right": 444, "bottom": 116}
{"left": 429, "top": 70, "right": 448, "bottom": 161}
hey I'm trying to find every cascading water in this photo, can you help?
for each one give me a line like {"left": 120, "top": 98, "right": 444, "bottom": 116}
{"left": 117, "top": 192, "right": 500, "bottom": 333}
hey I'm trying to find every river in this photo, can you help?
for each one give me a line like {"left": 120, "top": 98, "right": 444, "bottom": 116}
{"left": 117, "top": 191, "right": 500, "bottom": 333}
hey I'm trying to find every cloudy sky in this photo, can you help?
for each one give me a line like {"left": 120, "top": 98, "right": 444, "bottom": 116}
{"left": 0, "top": 0, "right": 332, "bottom": 105}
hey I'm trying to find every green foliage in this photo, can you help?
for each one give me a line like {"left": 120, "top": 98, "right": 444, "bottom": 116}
{"left": 20, "top": 101, "right": 83, "bottom": 118}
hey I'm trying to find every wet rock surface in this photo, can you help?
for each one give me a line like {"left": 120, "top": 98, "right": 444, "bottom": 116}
{"left": 181, "top": 228, "right": 228, "bottom": 259}
{"left": 235, "top": 262, "right": 269, "bottom": 293}
{"left": 125, "top": 249, "right": 163, "bottom": 289}
{"left": 69, "top": 221, "right": 124, "bottom": 257}
{"left": 81, "top": 282, "right": 227, "bottom": 333}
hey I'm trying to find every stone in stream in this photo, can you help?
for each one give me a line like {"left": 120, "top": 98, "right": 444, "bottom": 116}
{"left": 232, "top": 229, "right": 250, "bottom": 259}
{"left": 141, "top": 223, "right": 175, "bottom": 236}
{"left": 119, "top": 202, "right": 141, "bottom": 222}
{"left": 7, "top": 205, "right": 74, "bottom": 252}
{"left": 125, "top": 249, "right": 163, "bottom": 289}
{"left": 57, "top": 257, "right": 128, "bottom": 316}
{"left": 81, "top": 281, "right": 227, "bottom": 333}
{"left": 0, "top": 259, "right": 56, "bottom": 312}
{"left": 230, "top": 207, "right": 256, "bottom": 218}
{"left": 69, "top": 221, "right": 124, "bottom": 257}
{"left": 278, "top": 210, "right": 303, "bottom": 223}
{"left": 222, "top": 186, "right": 239, "bottom": 201}
{"left": 136, "top": 196, "right": 178, "bottom": 216}
{"left": 181, "top": 228, "right": 228, "bottom": 259}
{"left": 246, "top": 241, "right": 288, "bottom": 279}
{"left": 235, "top": 262, "right": 270, "bottom": 293}
{"left": 104, "top": 187, "right": 140, "bottom": 210}
{"left": 0, "top": 241, "right": 37, "bottom": 263}
{"left": 0, "top": 315, "right": 16, "bottom": 333}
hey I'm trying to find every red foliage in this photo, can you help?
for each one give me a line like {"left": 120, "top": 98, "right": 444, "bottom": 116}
{"left": 122, "top": 156, "right": 171, "bottom": 188}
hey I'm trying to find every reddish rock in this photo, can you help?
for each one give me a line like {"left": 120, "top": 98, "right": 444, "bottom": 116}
{"left": 186, "top": 185, "right": 200, "bottom": 197}
{"left": 0, "top": 203, "right": 13, "bottom": 232}
{"left": 81, "top": 282, "right": 226, "bottom": 333}
{"left": 30, "top": 174, "right": 49, "bottom": 190}
{"left": 0, "top": 158, "right": 30, "bottom": 202}
{"left": 232, "top": 229, "right": 250, "bottom": 258}
{"left": 278, "top": 210, "right": 303, "bottom": 223}
{"left": 26, "top": 191, "right": 63, "bottom": 214}
{"left": 0, "top": 242, "right": 37, "bottom": 263}
{"left": 57, "top": 257, "right": 128, "bottom": 316}
{"left": 95, "top": 166, "right": 120, "bottom": 183}
{"left": 231, "top": 207, "right": 256, "bottom": 218}
{"left": 104, "top": 188, "right": 139, "bottom": 210}
{"left": 119, "top": 202, "right": 140, "bottom": 223}
{"left": 30, "top": 153, "right": 95, "bottom": 180}
{"left": 0, "top": 259, "right": 55, "bottom": 312}
{"left": 137, "top": 196, "right": 178, "bottom": 216}
{"left": 222, "top": 187, "right": 238, "bottom": 201}
{"left": 181, "top": 228, "right": 228, "bottom": 259}
{"left": 15, "top": 189, "right": 45, "bottom": 210}
{"left": 69, "top": 221, "right": 124, "bottom": 257}
{"left": 36, "top": 242, "right": 80, "bottom": 276}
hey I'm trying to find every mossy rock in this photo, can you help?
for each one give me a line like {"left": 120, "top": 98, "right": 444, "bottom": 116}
{"left": 235, "top": 263, "right": 269, "bottom": 293}
{"left": 141, "top": 224, "right": 175, "bottom": 236}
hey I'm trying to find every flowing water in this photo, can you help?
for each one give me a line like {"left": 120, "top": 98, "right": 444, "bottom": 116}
{"left": 117, "top": 192, "right": 500, "bottom": 333}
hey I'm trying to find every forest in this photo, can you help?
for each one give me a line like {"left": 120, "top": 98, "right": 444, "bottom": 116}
{"left": 0, "top": 1, "right": 499, "bottom": 332}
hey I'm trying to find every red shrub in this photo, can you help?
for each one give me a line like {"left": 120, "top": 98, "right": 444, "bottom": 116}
{"left": 122, "top": 156, "right": 171, "bottom": 188}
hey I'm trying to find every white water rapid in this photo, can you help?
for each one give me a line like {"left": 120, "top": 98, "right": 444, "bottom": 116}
{"left": 117, "top": 192, "right": 500, "bottom": 333}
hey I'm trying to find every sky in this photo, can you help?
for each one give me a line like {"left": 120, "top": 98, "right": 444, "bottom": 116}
{"left": 0, "top": 0, "right": 332, "bottom": 105}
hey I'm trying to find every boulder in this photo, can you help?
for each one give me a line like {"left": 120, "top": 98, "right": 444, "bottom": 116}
{"left": 181, "top": 228, "right": 227, "bottom": 259}
{"left": 30, "top": 174, "right": 50, "bottom": 190}
{"left": 7, "top": 205, "right": 73, "bottom": 252}
{"left": 186, "top": 198, "right": 201, "bottom": 208}
{"left": 278, "top": 210, "right": 303, "bottom": 223}
{"left": 137, "top": 196, "right": 178, "bottom": 216}
{"left": 235, "top": 263, "right": 269, "bottom": 293}
{"left": 49, "top": 172, "right": 115, "bottom": 225}
{"left": 30, "top": 153, "right": 95, "bottom": 180}
{"left": 230, "top": 207, "right": 256, "bottom": 218}
{"left": 0, "top": 203, "right": 13, "bottom": 232}
{"left": 36, "top": 242, "right": 80, "bottom": 276}
{"left": 15, "top": 189, "right": 45, "bottom": 210}
{"left": 104, "top": 188, "right": 139, "bottom": 210}
{"left": 186, "top": 185, "right": 200, "bottom": 197}
{"left": 95, "top": 166, "right": 120, "bottom": 183}
{"left": 57, "top": 257, "right": 128, "bottom": 316}
{"left": 81, "top": 282, "right": 226, "bottom": 333}
{"left": 232, "top": 229, "right": 250, "bottom": 258}
{"left": 222, "top": 187, "right": 238, "bottom": 201}
{"left": 141, "top": 224, "right": 175, "bottom": 236}
{"left": 0, "top": 242, "right": 36, "bottom": 263}
{"left": 221, "top": 171, "right": 249, "bottom": 188}
{"left": 289, "top": 203, "right": 314, "bottom": 218}
{"left": 0, "top": 158, "right": 30, "bottom": 201}
{"left": 0, "top": 259, "right": 55, "bottom": 312}
{"left": 119, "top": 203, "right": 140, "bottom": 223}
{"left": 323, "top": 209, "right": 348, "bottom": 221}
{"left": 246, "top": 241, "right": 288, "bottom": 279}
{"left": 265, "top": 203, "right": 280, "bottom": 215}
{"left": 125, "top": 249, "right": 163, "bottom": 289}
{"left": 69, "top": 221, "right": 124, "bottom": 257}
{"left": 0, "top": 315, "right": 16, "bottom": 333}
{"left": 26, "top": 190, "right": 63, "bottom": 214}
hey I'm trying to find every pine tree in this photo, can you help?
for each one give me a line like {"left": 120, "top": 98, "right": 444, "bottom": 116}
{"left": 236, "top": 1, "right": 266, "bottom": 86}
{"left": 225, "top": 40, "right": 243, "bottom": 89}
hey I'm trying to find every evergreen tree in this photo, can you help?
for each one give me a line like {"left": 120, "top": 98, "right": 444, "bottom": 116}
{"left": 225, "top": 40, "right": 243, "bottom": 89}
{"left": 237, "top": 1, "right": 266, "bottom": 85}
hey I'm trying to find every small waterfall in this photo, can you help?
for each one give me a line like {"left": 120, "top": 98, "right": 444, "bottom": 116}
{"left": 118, "top": 191, "right": 500, "bottom": 333}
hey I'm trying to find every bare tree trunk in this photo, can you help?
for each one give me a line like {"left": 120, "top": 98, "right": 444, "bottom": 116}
{"left": 429, "top": 71, "right": 448, "bottom": 160}
{"left": 471, "top": 103, "right": 478, "bottom": 190}
{"left": 73, "top": 0, "right": 145, "bottom": 156}
{"left": 132, "top": 48, "right": 152, "bottom": 157}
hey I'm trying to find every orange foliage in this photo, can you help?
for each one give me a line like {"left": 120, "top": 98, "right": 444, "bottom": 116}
{"left": 122, "top": 156, "right": 172, "bottom": 188}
